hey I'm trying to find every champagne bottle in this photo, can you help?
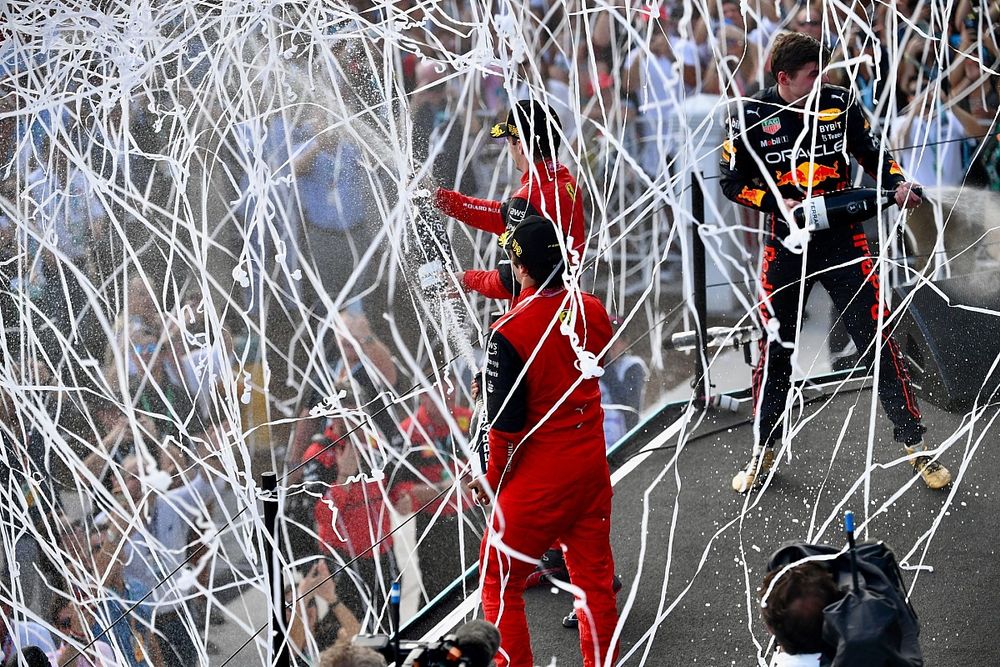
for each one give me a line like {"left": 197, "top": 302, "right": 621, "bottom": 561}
{"left": 793, "top": 186, "right": 922, "bottom": 231}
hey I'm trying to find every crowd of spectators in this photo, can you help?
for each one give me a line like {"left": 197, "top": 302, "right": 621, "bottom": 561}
{"left": 1, "top": 0, "right": 998, "bottom": 665}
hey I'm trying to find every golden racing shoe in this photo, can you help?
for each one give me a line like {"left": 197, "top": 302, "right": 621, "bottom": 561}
{"left": 905, "top": 444, "right": 952, "bottom": 489}
{"left": 732, "top": 449, "right": 775, "bottom": 493}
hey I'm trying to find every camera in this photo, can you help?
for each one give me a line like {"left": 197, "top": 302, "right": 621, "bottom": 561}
{"left": 352, "top": 619, "right": 499, "bottom": 667}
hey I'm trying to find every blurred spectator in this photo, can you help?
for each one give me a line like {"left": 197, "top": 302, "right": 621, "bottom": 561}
{"left": 515, "top": 51, "right": 578, "bottom": 154}
{"left": 0, "top": 389, "right": 63, "bottom": 615}
{"left": 233, "top": 112, "right": 309, "bottom": 314}
{"left": 788, "top": 5, "right": 850, "bottom": 88}
{"left": 411, "top": 61, "right": 479, "bottom": 193}
{"left": 100, "top": 454, "right": 216, "bottom": 667}
{"left": 0, "top": 212, "right": 17, "bottom": 347}
{"left": 1, "top": 594, "right": 55, "bottom": 661}
{"left": 80, "top": 400, "right": 150, "bottom": 485}
{"left": 792, "top": 5, "right": 824, "bottom": 43}
{"left": 395, "top": 387, "right": 476, "bottom": 599}
{"left": 294, "top": 116, "right": 378, "bottom": 313}
{"left": 12, "top": 164, "right": 96, "bottom": 354}
{"left": 412, "top": 60, "right": 450, "bottom": 165}
{"left": 891, "top": 81, "right": 981, "bottom": 190}
{"left": 314, "top": 434, "right": 397, "bottom": 630}
{"left": 717, "top": 0, "right": 783, "bottom": 49}
{"left": 23, "top": 150, "right": 107, "bottom": 271}
{"left": 124, "top": 324, "right": 195, "bottom": 439}
{"left": 82, "top": 514, "right": 160, "bottom": 667}
{"left": 600, "top": 318, "right": 648, "bottom": 448}
{"left": 759, "top": 562, "right": 842, "bottom": 665}
{"left": 146, "top": 437, "right": 226, "bottom": 667}
{"left": 625, "top": 15, "right": 699, "bottom": 178}
{"left": 951, "top": 11, "right": 1000, "bottom": 190}
{"left": 703, "top": 25, "right": 763, "bottom": 97}
{"left": 98, "top": 455, "right": 158, "bottom": 645}
{"left": 48, "top": 593, "right": 116, "bottom": 666}
{"left": 104, "top": 274, "right": 162, "bottom": 385}
{"left": 288, "top": 430, "right": 341, "bottom": 562}
{"left": 577, "top": 58, "right": 642, "bottom": 176}
{"left": 589, "top": 2, "right": 632, "bottom": 70}
{"left": 849, "top": 26, "right": 895, "bottom": 122}
{"left": 289, "top": 311, "right": 400, "bottom": 482}
{"left": 172, "top": 293, "right": 232, "bottom": 421}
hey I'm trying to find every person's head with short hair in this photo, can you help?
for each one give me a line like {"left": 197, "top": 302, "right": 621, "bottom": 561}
{"left": 759, "top": 562, "right": 841, "bottom": 655}
{"left": 719, "top": 24, "right": 747, "bottom": 57}
{"left": 2, "top": 646, "right": 52, "bottom": 667}
{"left": 113, "top": 455, "right": 145, "bottom": 503}
{"left": 770, "top": 32, "right": 829, "bottom": 105}
{"left": 489, "top": 99, "right": 562, "bottom": 169}
{"left": 794, "top": 6, "right": 824, "bottom": 41}
{"left": 721, "top": 0, "right": 744, "bottom": 29}
{"left": 503, "top": 215, "right": 565, "bottom": 288}
{"left": 317, "top": 639, "right": 387, "bottom": 667}
{"left": 49, "top": 590, "right": 90, "bottom": 639}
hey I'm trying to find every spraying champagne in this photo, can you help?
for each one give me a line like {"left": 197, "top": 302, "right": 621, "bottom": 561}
{"left": 794, "top": 186, "right": 924, "bottom": 231}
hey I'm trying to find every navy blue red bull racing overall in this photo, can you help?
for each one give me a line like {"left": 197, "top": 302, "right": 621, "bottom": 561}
{"left": 720, "top": 84, "right": 924, "bottom": 449}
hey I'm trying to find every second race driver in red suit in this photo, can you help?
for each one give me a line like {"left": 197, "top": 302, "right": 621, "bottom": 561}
{"left": 720, "top": 33, "right": 951, "bottom": 493}
{"left": 434, "top": 98, "right": 586, "bottom": 303}
{"left": 466, "top": 216, "right": 618, "bottom": 667}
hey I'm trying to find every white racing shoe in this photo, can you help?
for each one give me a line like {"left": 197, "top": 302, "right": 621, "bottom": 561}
{"left": 732, "top": 449, "right": 775, "bottom": 493}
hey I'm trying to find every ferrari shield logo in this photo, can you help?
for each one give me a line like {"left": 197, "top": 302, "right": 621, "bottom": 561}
{"left": 762, "top": 118, "right": 781, "bottom": 135}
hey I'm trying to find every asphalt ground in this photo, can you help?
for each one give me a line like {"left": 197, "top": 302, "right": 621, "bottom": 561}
{"left": 494, "top": 383, "right": 1000, "bottom": 666}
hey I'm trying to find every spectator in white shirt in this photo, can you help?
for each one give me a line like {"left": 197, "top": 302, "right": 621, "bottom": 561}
{"left": 625, "top": 15, "right": 700, "bottom": 177}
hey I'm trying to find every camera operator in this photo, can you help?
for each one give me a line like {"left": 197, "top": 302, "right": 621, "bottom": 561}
{"left": 760, "top": 537, "right": 923, "bottom": 667}
{"left": 759, "top": 563, "right": 842, "bottom": 665}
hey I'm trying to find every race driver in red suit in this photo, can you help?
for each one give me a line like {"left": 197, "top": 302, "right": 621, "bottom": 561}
{"left": 434, "top": 99, "right": 586, "bottom": 303}
{"left": 720, "top": 32, "right": 951, "bottom": 492}
{"left": 466, "top": 216, "right": 618, "bottom": 667}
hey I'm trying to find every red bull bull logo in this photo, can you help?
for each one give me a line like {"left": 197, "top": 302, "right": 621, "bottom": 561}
{"left": 737, "top": 186, "right": 766, "bottom": 207}
{"left": 774, "top": 162, "right": 840, "bottom": 188}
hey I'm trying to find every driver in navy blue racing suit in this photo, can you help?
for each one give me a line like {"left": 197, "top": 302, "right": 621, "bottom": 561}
{"left": 720, "top": 32, "right": 951, "bottom": 493}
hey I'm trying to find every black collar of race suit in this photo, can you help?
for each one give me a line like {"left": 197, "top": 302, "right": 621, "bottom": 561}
{"left": 764, "top": 84, "right": 845, "bottom": 112}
